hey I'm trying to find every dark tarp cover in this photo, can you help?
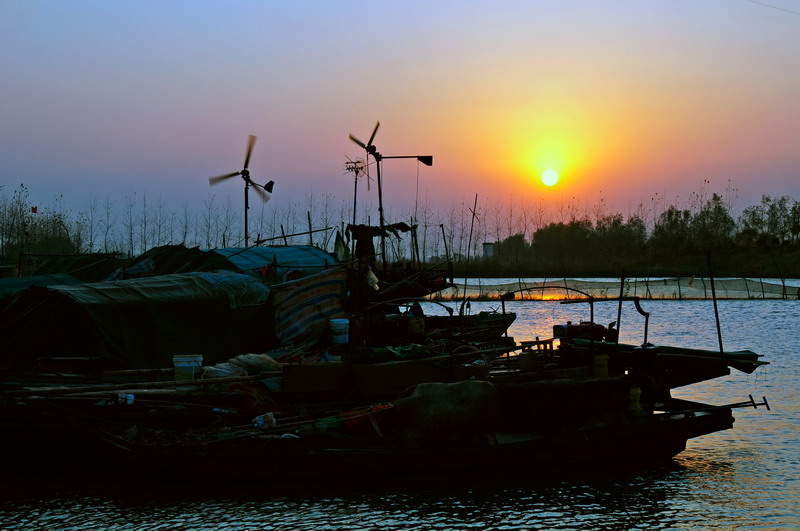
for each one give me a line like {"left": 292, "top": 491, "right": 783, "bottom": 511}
{"left": 0, "top": 271, "right": 272, "bottom": 370}
{"left": 106, "top": 244, "right": 338, "bottom": 283}
{"left": 212, "top": 246, "right": 338, "bottom": 281}
{"left": 0, "top": 274, "right": 81, "bottom": 299}
{"left": 28, "top": 253, "right": 125, "bottom": 282}
{"left": 106, "top": 245, "right": 236, "bottom": 280}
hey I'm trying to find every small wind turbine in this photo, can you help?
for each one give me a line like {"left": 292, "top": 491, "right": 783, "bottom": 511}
{"left": 208, "top": 135, "right": 275, "bottom": 247}
{"left": 348, "top": 121, "right": 433, "bottom": 266}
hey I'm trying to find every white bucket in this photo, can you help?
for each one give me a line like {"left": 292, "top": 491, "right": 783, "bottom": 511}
{"left": 330, "top": 318, "right": 349, "bottom": 345}
{"left": 173, "top": 354, "right": 203, "bottom": 390}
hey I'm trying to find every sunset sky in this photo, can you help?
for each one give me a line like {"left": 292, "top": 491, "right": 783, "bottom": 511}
{"left": 2, "top": 0, "right": 799, "bottom": 223}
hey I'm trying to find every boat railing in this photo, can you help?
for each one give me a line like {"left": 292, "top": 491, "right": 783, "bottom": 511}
{"left": 501, "top": 285, "right": 652, "bottom": 345}
{"left": 561, "top": 295, "right": 651, "bottom": 345}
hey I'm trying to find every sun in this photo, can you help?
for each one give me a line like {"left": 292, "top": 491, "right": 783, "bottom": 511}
{"left": 541, "top": 169, "right": 559, "bottom": 186}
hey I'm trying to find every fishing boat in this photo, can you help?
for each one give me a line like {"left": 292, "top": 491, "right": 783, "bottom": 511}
{"left": 354, "top": 297, "right": 516, "bottom": 348}
{"left": 0, "top": 265, "right": 770, "bottom": 480}
{"left": 1, "top": 328, "right": 769, "bottom": 481}
{"left": 541, "top": 296, "right": 768, "bottom": 401}
{"left": 92, "top": 401, "right": 741, "bottom": 480}
{"left": 80, "top": 372, "right": 769, "bottom": 481}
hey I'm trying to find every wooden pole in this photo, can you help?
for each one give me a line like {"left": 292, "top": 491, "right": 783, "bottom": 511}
{"left": 440, "top": 223, "right": 452, "bottom": 284}
{"left": 460, "top": 194, "right": 478, "bottom": 316}
{"left": 707, "top": 252, "right": 724, "bottom": 354}
{"left": 616, "top": 272, "right": 625, "bottom": 344}
{"left": 255, "top": 227, "right": 332, "bottom": 245}
{"left": 5, "top": 372, "right": 283, "bottom": 398}
{"left": 376, "top": 155, "right": 386, "bottom": 270}
{"left": 244, "top": 182, "right": 250, "bottom": 246}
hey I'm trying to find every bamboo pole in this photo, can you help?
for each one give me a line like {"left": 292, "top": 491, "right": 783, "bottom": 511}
{"left": 707, "top": 252, "right": 724, "bottom": 354}
{"left": 616, "top": 272, "right": 625, "bottom": 344}
{"left": 5, "top": 372, "right": 283, "bottom": 398}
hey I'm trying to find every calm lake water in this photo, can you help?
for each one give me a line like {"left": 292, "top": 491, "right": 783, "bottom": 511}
{"left": 2, "top": 299, "right": 798, "bottom": 530}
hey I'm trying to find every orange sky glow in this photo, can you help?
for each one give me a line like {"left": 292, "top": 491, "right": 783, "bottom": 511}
{"left": 2, "top": 1, "right": 799, "bottom": 225}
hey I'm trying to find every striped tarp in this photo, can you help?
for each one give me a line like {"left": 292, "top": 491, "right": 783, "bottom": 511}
{"left": 272, "top": 266, "right": 347, "bottom": 348}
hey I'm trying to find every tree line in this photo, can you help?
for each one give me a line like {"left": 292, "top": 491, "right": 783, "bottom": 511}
{"left": 2, "top": 182, "right": 799, "bottom": 278}
{"left": 476, "top": 192, "right": 800, "bottom": 278}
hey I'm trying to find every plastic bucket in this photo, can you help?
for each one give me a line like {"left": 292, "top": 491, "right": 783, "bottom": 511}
{"left": 173, "top": 354, "right": 203, "bottom": 390}
{"left": 330, "top": 318, "right": 349, "bottom": 345}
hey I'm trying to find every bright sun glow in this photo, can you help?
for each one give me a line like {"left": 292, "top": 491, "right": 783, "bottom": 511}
{"left": 541, "top": 169, "right": 559, "bottom": 186}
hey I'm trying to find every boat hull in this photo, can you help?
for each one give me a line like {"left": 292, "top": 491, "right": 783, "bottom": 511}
{"left": 92, "top": 403, "right": 733, "bottom": 481}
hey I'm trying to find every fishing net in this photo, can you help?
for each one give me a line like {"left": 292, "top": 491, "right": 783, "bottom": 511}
{"left": 431, "top": 277, "right": 795, "bottom": 301}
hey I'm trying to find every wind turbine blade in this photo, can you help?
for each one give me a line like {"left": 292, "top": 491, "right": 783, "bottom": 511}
{"left": 252, "top": 183, "right": 270, "bottom": 202}
{"left": 349, "top": 134, "right": 367, "bottom": 149}
{"left": 209, "top": 171, "right": 241, "bottom": 185}
{"left": 243, "top": 135, "right": 257, "bottom": 169}
{"left": 368, "top": 121, "right": 380, "bottom": 146}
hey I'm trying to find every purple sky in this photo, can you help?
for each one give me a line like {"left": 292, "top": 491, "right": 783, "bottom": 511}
{"left": 2, "top": 0, "right": 799, "bottom": 223}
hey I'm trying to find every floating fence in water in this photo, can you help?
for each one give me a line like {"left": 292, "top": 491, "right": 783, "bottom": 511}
{"left": 430, "top": 277, "right": 797, "bottom": 301}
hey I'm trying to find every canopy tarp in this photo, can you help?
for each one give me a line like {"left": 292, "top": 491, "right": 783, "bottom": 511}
{"left": 106, "top": 244, "right": 338, "bottom": 283}
{"left": 0, "top": 271, "right": 272, "bottom": 370}
{"left": 106, "top": 245, "right": 236, "bottom": 280}
{"left": 0, "top": 274, "right": 81, "bottom": 299}
{"left": 212, "top": 246, "right": 338, "bottom": 281}
{"left": 26, "top": 253, "right": 125, "bottom": 282}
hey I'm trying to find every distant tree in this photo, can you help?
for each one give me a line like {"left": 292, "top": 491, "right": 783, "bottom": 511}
{"left": 0, "top": 184, "right": 78, "bottom": 262}
{"left": 691, "top": 193, "right": 735, "bottom": 250}
{"left": 123, "top": 192, "right": 136, "bottom": 256}
{"left": 532, "top": 219, "right": 593, "bottom": 269}
{"left": 81, "top": 194, "right": 98, "bottom": 252}
{"left": 738, "top": 202, "right": 767, "bottom": 246}
{"left": 737, "top": 195, "right": 792, "bottom": 246}
{"left": 790, "top": 200, "right": 800, "bottom": 244}
{"left": 138, "top": 192, "right": 150, "bottom": 253}
{"left": 178, "top": 201, "right": 194, "bottom": 247}
{"left": 415, "top": 195, "right": 434, "bottom": 264}
{"left": 201, "top": 194, "right": 217, "bottom": 249}
{"left": 152, "top": 195, "right": 170, "bottom": 247}
{"left": 219, "top": 196, "right": 238, "bottom": 248}
{"left": 650, "top": 206, "right": 693, "bottom": 251}
{"left": 100, "top": 194, "right": 118, "bottom": 253}
{"left": 765, "top": 195, "right": 792, "bottom": 244}
{"left": 493, "top": 233, "right": 528, "bottom": 262}
{"left": 628, "top": 215, "right": 647, "bottom": 242}
{"left": 316, "top": 193, "right": 336, "bottom": 250}
{"left": 594, "top": 214, "right": 646, "bottom": 255}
